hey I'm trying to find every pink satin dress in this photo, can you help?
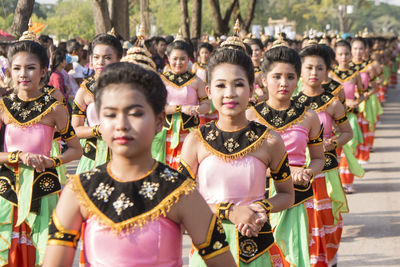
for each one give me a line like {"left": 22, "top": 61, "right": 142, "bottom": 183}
{"left": 4, "top": 123, "right": 54, "bottom": 155}
{"left": 195, "top": 67, "right": 206, "bottom": 82}
{"left": 197, "top": 155, "right": 266, "bottom": 205}
{"left": 360, "top": 72, "right": 370, "bottom": 90}
{"left": 279, "top": 125, "right": 308, "bottom": 166}
{"left": 165, "top": 83, "right": 199, "bottom": 107}
{"left": 317, "top": 111, "right": 333, "bottom": 140}
{"left": 83, "top": 216, "right": 183, "bottom": 267}
{"left": 343, "top": 82, "right": 356, "bottom": 101}
{"left": 86, "top": 102, "right": 100, "bottom": 127}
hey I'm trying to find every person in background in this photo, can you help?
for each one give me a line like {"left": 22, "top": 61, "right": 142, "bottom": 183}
{"left": 49, "top": 49, "right": 68, "bottom": 102}
{"left": 67, "top": 39, "right": 84, "bottom": 87}
{"left": 152, "top": 36, "right": 168, "bottom": 72}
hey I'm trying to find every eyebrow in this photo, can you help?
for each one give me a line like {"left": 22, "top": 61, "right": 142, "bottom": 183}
{"left": 12, "top": 63, "right": 38, "bottom": 67}
{"left": 102, "top": 104, "right": 144, "bottom": 110}
{"left": 215, "top": 78, "right": 246, "bottom": 82}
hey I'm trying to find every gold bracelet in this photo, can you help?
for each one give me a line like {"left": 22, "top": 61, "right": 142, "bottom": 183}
{"left": 92, "top": 125, "right": 101, "bottom": 138}
{"left": 332, "top": 140, "right": 338, "bottom": 149}
{"left": 8, "top": 151, "right": 21, "bottom": 164}
{"left": 216, "top": 202, "right": 233, "bottom": 220}
{"left": 50, "top": 156, "right": 63, "bottom": 168}
{"left": 175, "top": 105, "right": 182, "bottom": 113}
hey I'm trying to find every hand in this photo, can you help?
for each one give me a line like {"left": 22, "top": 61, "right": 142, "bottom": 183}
{"left": 229, "top": 205, "right": 264, "bottom": 237}
{"left": 291, "top": 168, "right": 310, "bottom": 186}
{"left": 20, "top": 153, "right": 49, "bottom": 172}
{"left": 323, "top": 138, "right": 336, "bottom": 152}
{"left": 181, "top": 105, "right": 199, "bottom": 116}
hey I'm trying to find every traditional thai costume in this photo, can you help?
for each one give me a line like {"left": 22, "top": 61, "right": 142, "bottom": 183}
{"left": 193, "top": 62, "right": 219, "bottom": 125}
{"left": 48, "top": 162, "right": 229, "bottom": 266}
{"left": 293, "top": 91, "right": 349, "bottom": 266}
{"left": 72, "top": 76, "right": 109, "bottom": 174}
{"left": 0, "top": 86, "right": 75, "bottom": 266}
{"left": 188, "top": 121, "right": 289, "bottom": 267}
{"left": 252, "top": 100, "right": 320, "bottom": 267}
{"left": 152, "top": 71, "right": 200, "bottom": 169}
{"left": 329, "top": 68, "right": 365, "bottom": 190}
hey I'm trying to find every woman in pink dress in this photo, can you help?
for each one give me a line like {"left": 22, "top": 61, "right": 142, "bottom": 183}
{"left": 43, "top": 63, "right": 236, "bottom": 267}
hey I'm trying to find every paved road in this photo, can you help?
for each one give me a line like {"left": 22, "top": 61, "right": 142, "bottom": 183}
{"left": 338, "top": 83, "right": 400, "bottom": 266}
{"left": 69, "top": 80, "right": 400, "bottom": 266}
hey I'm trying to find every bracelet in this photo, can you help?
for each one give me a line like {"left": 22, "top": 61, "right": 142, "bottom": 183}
{"left": 216, "top": 202, "right": 233, "bottom": 220}
{"left": 175, "top": 105, "right": 182, "bottom": 113}
{"left": 8, "top": 151, "right": 21, "bottom": 164}
{"left": 332, "top": 140, "right": 338, "bottom": 149}
{"left": 50, "top": 156, "right": 63, "bottom": 168}
{"left": 92, "top": 125, "right": 101, "bottom": 138}
{"left": 253, "top": 199, "right": 273, "bottom": 215}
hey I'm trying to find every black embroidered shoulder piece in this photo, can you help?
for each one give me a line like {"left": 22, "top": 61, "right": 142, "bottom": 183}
{"left": 349, "top": 60, "right": 371, "bottom": 73}
{"left": 196, "top": 62, "right": 206, "bottom": 70}
{"left": 0, "top": 91, "right": 60, "bottom": 126}
{"left": 197, "top": 121, "right": 269, "bottom": 161}
{"left": 81, "top": 76, "right": 96, "bottom": 97}
{"left": 254, "top": 66, "right": 262, "bottom": 74}
{"left": 323, "top": 79, "right": 343, "bottom": 96}
{"left": 330, "top": 67, "right": 357, "bottom": 83}
{"left": 252, "top": 100, "right": 308, "bottom": 131}
{"left": 161, "top": 71, "right": 196, "bottom": 87}
{"left": 293, "top": 90, "right": 336, "bottom": 113}
{"left": 71, "top": 162, "right": 196, "bottom": 233}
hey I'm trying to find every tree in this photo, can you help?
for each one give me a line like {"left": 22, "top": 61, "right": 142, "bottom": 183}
{"left": 180, "top": 0, "right": 190, "bottom": 39}
{"left": 190, "top": 0, "right": 202, "bottom": 40}
{"left": 10, "top": 0, "right": 35, "bottom": 37}
{"left": 109, "top": 0, "right": 129, "bottom": 39}
{"left": 92, "top": 0, "right": 111, "bottom": 34}
{"left": 233, "top": 0, "right": 257, "bottom": 33}
{"left": 208, "top": 0, "right": 239, "bottom": 36}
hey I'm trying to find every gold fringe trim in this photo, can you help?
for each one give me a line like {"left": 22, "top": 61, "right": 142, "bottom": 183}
{"left": 70, "top": 175, "right": 196, "bottom": 234}
{"left": 330, "top": 83, "right": 344, "bottom": 96}
{"left": 81, "top": 80, "right": 95, "bottom": 97}
{"left": 195, "top": 127, "right": 270, "bottom": 161}
{"left": 313, "top": 95, "right": 338, "bottom": 113}
{"left": 161, "top": 74, "right": 197, "bottom": 89}
{"left": 252, "top": 105, "right": 308, "bottom": 132}
{"left": 330, "top": 70, "right": 358, "bottom": 83}
{"left": 0, "top": 100, "right": 61, "bottom": 127}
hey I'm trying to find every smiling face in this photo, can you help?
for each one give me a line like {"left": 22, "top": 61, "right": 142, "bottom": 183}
{"left": 300, "top": 56, "right": 327, "bottom": 88}
{"left": 169, "top": 49, "right": 189, "bottom": 74}
{"left": 335, "top": 45, "right": 351, "bottom": 67}
{"left": 206, "top": 63, "right": 253, "bottom": 118}
{"left": 92, "top": 44, "right": 120, "bottom": 79}
{"left": 351, "top": 40, "right": 365, "bottom": 62}
{"left": 263, "top": 62, "right": 298, "bottom": 102}
{"left": 11, "top": 52, "right": 46, "bottom": 94}
{"left": 99, "top": 83, "right": 164, "bottom": 159}
{"left": 250, "top": 44, "right": 262, "bottom": 65}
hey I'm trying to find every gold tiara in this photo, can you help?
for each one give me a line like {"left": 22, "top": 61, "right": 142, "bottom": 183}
{"left": 319, "top": 33, "right": 330, "bottom": 45}
{"left": 19, "top": 19, "right": 39, "bottom": 43}
{"left": 220, "top": 19, "right": 246, "bottom": 50}
{"left": 107, "top": 28, "right": 117, "bottom": 37}
{"left": 271, "top": 28, "right": 288, "bottom": 49}
{"left": 121, "top": 24, "right": 156, "bottom": 71}
{"left": 174, "top": 29, "right": 185, "bottom": 42}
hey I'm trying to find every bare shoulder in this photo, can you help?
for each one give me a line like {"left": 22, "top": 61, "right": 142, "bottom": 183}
{"left": 51, "top": 89, "right": 64, "bottom": 102}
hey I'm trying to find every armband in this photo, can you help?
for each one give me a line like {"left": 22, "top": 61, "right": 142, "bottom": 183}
{"left": 253, "top": 199, "right": 273, "bottom": 216}
{"left": 50, "top": 156, "right": 63, "bottom": 168}
{"left": 332, "top": 140, "right": 338, "bottom": 149}
{"left": 308, "top": 124, "right": 324, "bottom": 145}
{"left": 8, "top": 151, "right": 21, "bottom": 164}
{"left": 334, "top": 114, "right": 348, "bottom": 125}
{"left": 270, "top": 153, "right": 291, "bottom": 182}
{"left": 92, "top": 125, "right": 101, "bottom": 138}
{"left": 71, "top": 100, "right": 86, "bottom": 117}
{"left": 174, "top": 105, "right": 182, "bottom": 113}
{"left": 47, "top": 211, "right": 80, "bottom": 248}
{"left": 195, "top": 214, "right": 230, "bottom": 260}
{"left": 59, "top": 118, "right": 76, "bottom": 141}
{"left": 216, "top": 202, "right": 233, "bottom": 220}
{"left": 177, "top": 160, "right": 195, "bottom": 180}
{"left": 198, "top": 96, "right": 209, "bottom": 102}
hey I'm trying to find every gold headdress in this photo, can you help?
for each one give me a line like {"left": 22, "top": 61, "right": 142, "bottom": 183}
{"left": 362, "top": 28, "right": 371, "bottom": 38}
{"left": 307, "top": 29, "right": 318, "bottom": 46}
{"left": 121, "top": 24, "right": 156, "bottom": 71}
{"left": 19, "top": 19, "right": 39, "bottom": 42}
{"left": 107, "top": 27, "right": 117, "bottom": 37}
{"left": 174, "top": 29, "right": 185, "bottom": 42}
{"left": 319, "top": 33, "right": 330, "bottom": 45}
{"left": 270, "top": 28, "right": 288, "bottom": 49}
{"left": 220, "top": 19, "right": 246, "bottom": 50}
{"left": 336, "top": 34, "right": 343, "bottom": 42}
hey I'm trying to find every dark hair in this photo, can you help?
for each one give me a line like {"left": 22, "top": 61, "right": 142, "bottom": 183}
{"left": 335, "top": 40, "right": 351, "bottom": 51}
{"left": 8, "top": 40, "right": 49, "bottom": 69}
{"left": 320, "top": 44, "right": 336, "bottom": 69}
{"left": 51, "top": 49, "right": 66, "bottom": 73}
{"left": 261, "top": 46, "right": 301, "bottom": 77}
{"left": 263, "top": 37, "right": 275, "bottom": 48}
{"left": 244, "top": 43, "right": 253, "bottom": 56}
{"left": 155, "top": 36, "right": 167, "bottom": 45}
{"left": 206, "top": 48, "right": 254, "bottom": 85}
{"left": 66, "top": 39, "right": 81, "bottom": 54}
{"left": 249, "top": 38, "right": 264, "bottom": 50}
{"left": 299, "top": 44, "right": 331, "bottom": 69}
{"left": 351, "top": 37, "right": 366, "bottom": 48}
{"left": 91, "top": 33, "right": 123, "bottom": 59}
{"left": 95, "top": 62, "right": 167, "bottom": 115}
{"left": 198, "top": 42, "right": 214, "bottom": 53}
{"left": 166, "top": 40, "right": 191, "bottom": 56}
{"left": 38, "top": 35, "right": 52, "bottom": 45}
